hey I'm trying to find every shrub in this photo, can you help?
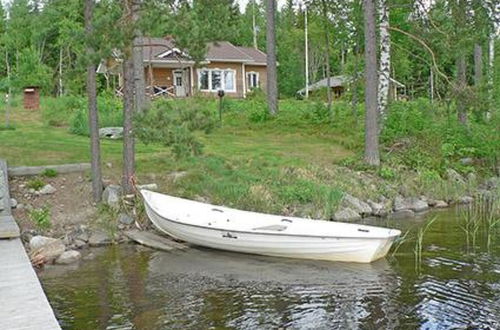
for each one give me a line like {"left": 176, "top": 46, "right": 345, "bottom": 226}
{"left": 69, "top": 94, "right": 123, "bottom": 135}
{"left": 27, "top": 178, "right": 45, "bottom": 191}
{"left": 28, "top": 206, "right": 51, "bottom": 229}
{"left": 41, "top": 168, "right": 58, "bottom": 178}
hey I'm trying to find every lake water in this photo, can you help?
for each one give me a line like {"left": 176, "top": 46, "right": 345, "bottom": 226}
{"left": 39, "top": 209, "right": 500, "bottom": 329}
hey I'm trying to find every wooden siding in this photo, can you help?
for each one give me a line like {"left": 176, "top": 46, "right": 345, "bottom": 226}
{"left": 193, "top": 62, "right": 244, "bottom": 98}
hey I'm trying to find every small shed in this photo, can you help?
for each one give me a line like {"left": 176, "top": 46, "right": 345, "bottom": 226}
{"left": 23, "top": 86, "right": 40, "bottom": 110}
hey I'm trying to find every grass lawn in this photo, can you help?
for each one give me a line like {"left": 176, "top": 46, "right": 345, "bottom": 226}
{"left": 0, "top": 98, "right": 362, "bottom": 218}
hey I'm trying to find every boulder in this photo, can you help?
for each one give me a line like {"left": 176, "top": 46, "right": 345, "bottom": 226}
{"left": 30, "top": 235, "right": 61, "bottom": 250}
{"left": 55, "top": 250, "right": 81, "bottom": 265}
{"left": 39, "top": 184, "right": 57, "bottom": 195}
{"left": 88, "top": 230, "right": 112, "bottom": 246}
{"left": 389, "top": 209, "right": 415, "bottom": 220}
{"left": 393, "top": 196, "right": 429, "bottom": 212}
{"left": 99, "top": 127, "right": 123, "bottom": 139}
{"left": 118, "top": 213, "right": 134, "bottom": 225}
{"left": 458, "top": 196, "right": 474, "bottom": 204}
{"left": 103, "top": 184, "right": 122, "bottom": 210}
{"left": 10, "top": 198, "right": 18, "bottom": 208}
{"left": 342, "top": 194, "right": 372, "bottom": 216}
{"left": 72, "top": 239, "right": 87, "bottom": 249}
{"left": 446, "top": 169, "right": 465, "bottom": 184}
{"left": 333, "top": 208, "right": 361, "bottom": 222}
{"left": 434, "top": 200, "right": 448, "bottom": 208}
{"left": 460, "top": 158, "right": 473, "bottom": 165}
{"left": 29, "top": 236, "right": 65, "bottom": 261}
{"left": 367, "top": 200, "right": 387, "bottom": 217}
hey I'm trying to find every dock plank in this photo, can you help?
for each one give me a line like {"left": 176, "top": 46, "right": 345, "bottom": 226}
{"left": 0, "top": 238, "right": 61, "bottom": 330}
{"left": 125, "top": 230, "right": 189, "bottom": 251}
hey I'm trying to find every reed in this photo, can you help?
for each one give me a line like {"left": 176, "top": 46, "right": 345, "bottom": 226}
{"left": 414, "top": 216, "right": 437, "bottom": 272}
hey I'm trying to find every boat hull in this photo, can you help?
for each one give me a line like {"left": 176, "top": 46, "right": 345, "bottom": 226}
{"left": 144, "top": 201, "right": 398, "bottom": 263}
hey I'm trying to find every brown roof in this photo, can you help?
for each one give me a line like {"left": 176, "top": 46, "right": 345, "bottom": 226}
{"left": 136, "top": 37, "right": 266, "bottom": 64}
{"left": 235, "top": 46, "right": 267, "bottom": 64}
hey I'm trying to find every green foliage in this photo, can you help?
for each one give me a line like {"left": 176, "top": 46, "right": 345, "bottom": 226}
{"left": 26, "top": 177, "right": 46, "bottom": 191}
{"left": 28, "top": 206, "right": 51, "bottom": 229}
{"left": 69, "top": 94, "right": 123, "bottom": 135}
{"left": 42, "top": 168, "right": 58, "bottom": 178}
{"left": 42, "top": 95, "right": 85, "bottom": 127}
{"left": 134, "top": 99, "right": 216, "bottom": 159}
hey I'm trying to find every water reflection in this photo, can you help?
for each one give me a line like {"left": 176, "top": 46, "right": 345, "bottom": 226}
{"left": 39, "top": 209, "right": 500, "bottom": 329}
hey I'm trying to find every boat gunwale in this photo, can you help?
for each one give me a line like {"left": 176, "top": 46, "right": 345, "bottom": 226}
{"left": 143, "top": 194, "right": 401, "bottom": 241}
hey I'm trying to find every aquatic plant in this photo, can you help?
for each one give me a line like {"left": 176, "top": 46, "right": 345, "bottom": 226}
{"left": 414, "top": 216, "right": 437, "bottom": 272}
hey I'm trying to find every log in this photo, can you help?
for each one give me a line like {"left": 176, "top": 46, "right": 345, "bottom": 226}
{"left": 125, "top": 229, "right": 188, "bottom": 251}
{"left": 8, "top": 163, "right": 91, "bottom": 176}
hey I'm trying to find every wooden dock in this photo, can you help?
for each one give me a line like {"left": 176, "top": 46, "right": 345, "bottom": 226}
{"left": 0, "top": 159, "right": 61, "bottom": 329}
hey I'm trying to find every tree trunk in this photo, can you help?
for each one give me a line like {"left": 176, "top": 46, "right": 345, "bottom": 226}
{"left": 321, "top": 0, "right": 332, "bottom": 116}
{"left": 132, "top": 0, "right": 146, "bottom": 113}
{"left": 58, "top": 48, "right": 64, "bottom": 97}
{"left": 474, "top": 43, "right": 483, "bottom": 87}
{"left": 122, "top": 54, "right": 135, "bottom": 194}
{"left": 265, "top": 0, "right": 278, "bottom": 115}
{"left": 5, "top": 51, "right": 11, "bottom": 128}
{"left": 352, "top": 47, "right": 359, "bottom": 119}
{"left": 377, "top": 0, "right": 390, "bottom": 124}
{"left": 85, "top": 0, "right": 103, "bottom": 202}
{"left": 363, "top": 0, "right": 380, "bottom": 166}
{"left": 456, "top": 55, "right": 468, "bottom": 125}
{"left": 487, "top": 33, "right": 494, "bottom": 118}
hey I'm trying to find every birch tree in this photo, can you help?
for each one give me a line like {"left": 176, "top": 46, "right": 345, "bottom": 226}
{"left": 363, "top": 0, "right": 380, "bottom": 166}
{"left": 377, "top": 0, "right": 390, "bottom": 124}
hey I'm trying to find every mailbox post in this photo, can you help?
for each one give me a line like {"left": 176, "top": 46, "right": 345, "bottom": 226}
{"left": 217, "top": 89, "right": 225, "bottom": 125}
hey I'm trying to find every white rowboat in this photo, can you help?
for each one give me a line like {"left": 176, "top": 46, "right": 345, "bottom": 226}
{"left": 141, "top": 190, "right": 401, "bottom": 263}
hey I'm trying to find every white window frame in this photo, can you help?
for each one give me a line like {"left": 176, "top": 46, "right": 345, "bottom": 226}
{"left": 197, "top": 68, "right": 237, "bottom": 93}
{"left": 246, "top": 71, "right": 260, "bottom": 90}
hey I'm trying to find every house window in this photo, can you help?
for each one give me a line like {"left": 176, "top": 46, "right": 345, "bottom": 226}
{"left": 198, "top": 68, "right": 236, "bottom": 92}
{"left": 199, "top": 71, "right": 209, "bottom": 90}
{"left": 247, "top": 72, "right": 259, "bottom": 89}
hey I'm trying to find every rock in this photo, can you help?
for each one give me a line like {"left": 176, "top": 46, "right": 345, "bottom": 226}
{"left": 137, "top": 183, "right": 158, "bottom": 191}
{"left": 99, "top": 127, "right": 123, "bottom": 139}
{"left": 407, "top": 197, "right": 429, "bottom": 212}
{"left": 55, "top": 250, "right": 81, "bottom": 265}
{"left": 460, "top": 158, "right": 473, "bottom": 165}
{"left": 39, "top": 184, "right": 57, "bottom": 195}
{"left": 446, "top": 169, "right": 466, "bottom": 184}
{"left": 118, "top": 213, "right": 134, "bottom": 225}
{"left": 434, "top": 200, "right": 448, "bottom": 208}
{"left": 88, "top": 231, "right": 112, "bottom": 246}
{"left": 467, "top": 172, "right": 477, "bottom": 184}
{"left": 194, "top": 195, "right": 211, "bottom": 204}
{"left": 10, "top": 198, "right": 17, "bottom": 208}
{"left": 482, "top": 177, "right": 499, "bottom": 190}
{"left": 393, "top": 196, "right": 428, "bottom": 212}
{"left": 103, "top": 184, "right": 122, "bottom": 210}
{"left": 29, "top": 236, "right": 65, "bottom": 261}
{"left": 342, "top": 194, "right": 372, "bottom": 216}
{"left": 29, "top": 235, "right": 61, "bottom": 250}
{"left": 389, "top": 209, "right": 415, "bottom": 220}
{"left": 168, "top": 171, "right": 187, "bottom": 182}
{"left": 333, "top": 208, "right": 361, "bottom": 222}
{"left": 458, "top": 196, "right": 474, "bottom": 204}
{"left": 367, "top": 200, "right": 387, "bottom": 217}
{"left": 73, "top": 239, "right": 87, "bottom": 249}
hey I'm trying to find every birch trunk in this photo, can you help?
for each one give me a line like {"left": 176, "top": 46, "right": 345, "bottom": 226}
{"left": 363, "top": 0, "right": 380, "bottom": 166}
{"left": 85, "top": 0, "right": 103, "bottom": 202}
{"left": 488, "top": 33, "right": 494, "bottom": 115}
{"left": 58, "top": 48, "right": 63, "bottom": 96}
{"left": 377, "top": 0, "right": 390, "bottom": 123}
{"left": 122, "top": 54, "right": 135, "bottom": 194}
{"left": 266, "top": 0, "right": 278, "bottom": 115}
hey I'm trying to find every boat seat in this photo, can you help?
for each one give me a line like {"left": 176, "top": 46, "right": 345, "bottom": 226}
{"left": 252, "top": 225, "right": 287, "bottom": 232}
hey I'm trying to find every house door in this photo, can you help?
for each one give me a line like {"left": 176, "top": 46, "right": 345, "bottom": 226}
{"left": 173, "top": 71, "right": 186, "bottom": 97}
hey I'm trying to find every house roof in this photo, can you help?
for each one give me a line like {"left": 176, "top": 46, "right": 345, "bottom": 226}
{"left": 297, "top": 74, "right": 405, "bottom": 95}
{"left": 137, "top": 37, "right": 267, "bottom": 64}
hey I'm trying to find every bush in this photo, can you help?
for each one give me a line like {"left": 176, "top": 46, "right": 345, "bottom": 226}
{"left": 27, "top": 178, "right": 46, "bottom": 191}
{"left": 135, "top": 99, "right": 216, "bottom": 159}
{"left": 41, "top": 168, "right": 58, "bottom": 178}
{"left": 69, "top": 94, "right": 122, "bottom": 135}
{"left": 28, "top": 206, "right": 51, "bottom": 229}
